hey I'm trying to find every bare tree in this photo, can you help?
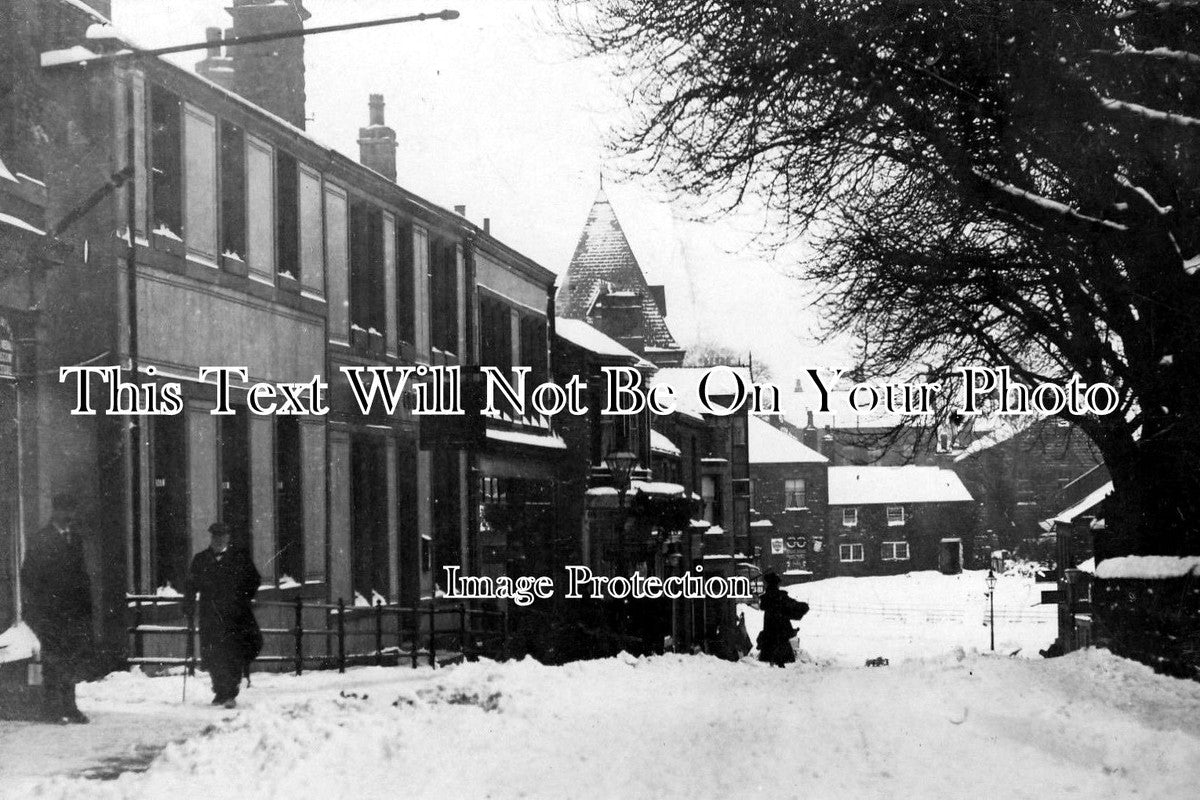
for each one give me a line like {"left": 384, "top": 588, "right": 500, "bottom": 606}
{"left": 559, "top": 0, "right": 1200, "bottom": 560}
{"left": 682, "top": 338, "right": 773, "bottom": 383}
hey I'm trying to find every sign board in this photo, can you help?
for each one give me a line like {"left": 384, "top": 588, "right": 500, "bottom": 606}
{"left": 0, "top": 318, "right": 13, "bottom": 380}
{"left": 770, "top": 538, "right": 785, "bottom": 555}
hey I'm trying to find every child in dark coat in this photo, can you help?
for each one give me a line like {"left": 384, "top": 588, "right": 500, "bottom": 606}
{"left": 756, "top": 573, "right": 809, "bottom": 667}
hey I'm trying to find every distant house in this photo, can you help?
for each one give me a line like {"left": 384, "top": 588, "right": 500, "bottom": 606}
{"left": 826, "top": 466, "right": 975, "bottom": 576}
{"left": 1043, "top": 464, "right": 1112, "bottom": 654}
{"left": 747, "top": 416, "right": 829, "bottom": 579}
{"left": 950, "top": 417, "right": 1103, "bottom": 556}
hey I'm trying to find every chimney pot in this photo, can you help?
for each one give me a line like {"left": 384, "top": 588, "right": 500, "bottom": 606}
{"left": 205, "top": 27, "right": 222, "bottom": 57}
{"left": 368, "top": 94, "right": 385, "bottom": 126}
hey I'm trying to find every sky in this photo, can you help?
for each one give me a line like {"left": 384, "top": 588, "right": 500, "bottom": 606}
{"left": 109, "top": 0, "right": 850, "bottom": 382}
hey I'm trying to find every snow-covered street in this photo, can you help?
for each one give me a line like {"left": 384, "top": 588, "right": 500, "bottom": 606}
{"left": 4, "top": 571, "right": 1197, "bottom": 799}
{"left": 742, "top": 569, "right": 1059, "bottom": 665}
{"left": 5, "top": 652, "right": 1200, "bottom": 797}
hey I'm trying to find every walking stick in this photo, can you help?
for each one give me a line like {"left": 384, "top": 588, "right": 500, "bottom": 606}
{"left": 182, "top": 601, "right": 196, "bottom": 704}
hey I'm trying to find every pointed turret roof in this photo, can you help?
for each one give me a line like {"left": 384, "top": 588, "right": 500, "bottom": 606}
{"left": 557, "top": 190, "right": 681, "bottom": 353}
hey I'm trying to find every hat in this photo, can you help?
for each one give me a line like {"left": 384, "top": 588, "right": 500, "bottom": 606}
{"left": 763, "top": 571, "right": 782, "bottom": 588}
{"left": 208, "top": 522, "right": 231, "bottom": 537}
{"left": 52, "top": 493, "right": 78, "bottom": 512}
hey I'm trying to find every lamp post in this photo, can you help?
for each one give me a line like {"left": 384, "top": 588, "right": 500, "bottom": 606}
{"left": 986, "top": 568, "right": 997, "bottom": 652}
{"left": 606, "top": 449, "right": 637, "bottom": 576}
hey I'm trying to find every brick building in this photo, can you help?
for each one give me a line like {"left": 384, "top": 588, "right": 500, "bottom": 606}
{"left": 826, "top": 466, "right": 975, "bottom": 577}
{"left": 747, "top": 415, "right": 828, "bottom": 579}
{"left": 552, "top": 318, "right": 656, "bottom": 575}
{"left": 0, "top": 0, "right": 562, "bottom": 692}
{"left": 950, "top": 417, "right": 1103, "bottom": 557}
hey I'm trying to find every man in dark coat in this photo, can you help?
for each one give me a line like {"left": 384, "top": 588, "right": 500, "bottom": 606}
{"left": 21, "top": 494, "right": 94, "bottom": 723}
{"left": 756, "top": 572, "right": 810, "bottom": 667}
{"left": 185, "top": 523, "right": 261, "bottom": 708}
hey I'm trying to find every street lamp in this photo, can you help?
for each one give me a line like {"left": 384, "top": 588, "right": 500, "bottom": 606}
{"left": 606, "top": 449, "right": 638, "bottom": 575}
{"left": 986, "top": 568, "right": 997, "bottom": 652}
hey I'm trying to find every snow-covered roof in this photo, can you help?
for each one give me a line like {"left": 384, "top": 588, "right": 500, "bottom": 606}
{"left": 1050, "top": 481, "right": 1112, "bottom": 526}
{"left": 628, "top": 480, "right": 685, "bottom": 497}
{"left": 749, "top": 415, "right": 827, "bottom": 465}
{"left": 62, "top": 0, "right": 110, "bottom": 24}
{"left": 650, "top": 429, "right": 681, "bottom": 458}
{"left": 485, "top": 429, "right": 567, "bottom": 450}
{"left": 556, "top": 189, "right": 682, "bottom": 353}
{"left": 952, "top": 416, "right": 1041, "bottom": 461}
{"left": 827, "top": 466, "right": 973, "bottom": 505}
{"left": 773, "top": 389, "right": 910, "bottom": 430}
{"left": 1095, "top": 555, "right": 1200, "bottom": 580}
{"left": 555, "top": 319, "right": 649, "bottom": 366}
{"left": 750, "top": 519, "right": 774, "bottom": 528}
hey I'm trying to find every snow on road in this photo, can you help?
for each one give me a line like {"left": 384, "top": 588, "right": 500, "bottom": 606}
{"left": 4, "top": 570, "right": 1197, "bottom": 799}
{"left": 3, "top": 649, "right": 1199, "bottom": 800}
{"left": 741, "top": 569, "right": 1059, "bottom": 665}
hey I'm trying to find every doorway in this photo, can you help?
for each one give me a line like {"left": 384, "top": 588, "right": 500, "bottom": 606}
{"left": 939, "top": 538, "right": 963, "bottom": 574}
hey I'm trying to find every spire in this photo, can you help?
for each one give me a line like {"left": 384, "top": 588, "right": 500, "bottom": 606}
{"left": 556, "top": 189, "right": 684, "bottom": 364}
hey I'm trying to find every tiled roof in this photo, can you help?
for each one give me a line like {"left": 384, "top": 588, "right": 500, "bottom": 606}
{"left": 557, "top": 189, "right": 681, "bottom": 352}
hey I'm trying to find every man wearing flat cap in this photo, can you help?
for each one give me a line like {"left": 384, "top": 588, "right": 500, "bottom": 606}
{"left": 185, "top": 522, "right": 262, "bottom": 708}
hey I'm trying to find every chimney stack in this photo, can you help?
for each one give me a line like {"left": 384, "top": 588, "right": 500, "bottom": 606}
{"left": 454, "top": 205, "right": 467, "bottom": 216}
{"left": 205, "top": 27, "right": 221, "bottom": 58}
{"left": 196, "top": 27, "right": 236, "bottom": 91}
{"left": 357, "top": 94, "right": 397, "bottom": 181}
{"left": 219, "top": 0, "right": 311, "bottom": 129}
{"left": 483, "top": 218, "right": 491, "bottom": 235}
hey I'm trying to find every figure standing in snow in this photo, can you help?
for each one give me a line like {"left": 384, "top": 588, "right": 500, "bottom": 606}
{"left": 185, "top": 523, "right": 262, "bottom": 709}
{"left": 21, "top": 493, "right": 94, "bottom": 723}
{"left": 756, "top": 572, "right": 809, "bottom": 667}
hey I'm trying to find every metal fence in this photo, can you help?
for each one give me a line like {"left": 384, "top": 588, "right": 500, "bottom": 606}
{"left": 126, "top": 594, "right": 510, "bottom": 675}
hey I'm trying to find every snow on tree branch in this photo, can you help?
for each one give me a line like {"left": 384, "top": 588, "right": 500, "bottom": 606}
{"left": 971, "top": 171, "right": 1127, "bottom": 233}
{"left": 1113, "top": 175, "right": 1173, "bottom": 217}
{"left": 1088, "top": 46, "right": 1200, "bottom": 66}
{"left": 1098, "top": 96, "right": 1200, "bottom": 130}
